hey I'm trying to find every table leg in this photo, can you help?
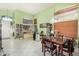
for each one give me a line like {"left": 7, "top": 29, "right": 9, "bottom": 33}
{"left": 60, "top": 45, "right": 63, "bottom": 56}
{"left": 42, "top": 44, "right": 43, "bottom": 52}
{"left": 56, "top": 45, "right": 59, "bottom": 56}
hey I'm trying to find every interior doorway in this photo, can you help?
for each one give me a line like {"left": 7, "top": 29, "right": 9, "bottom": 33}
{"left": 22, "top": 19, "right": 33, "bottom": 40}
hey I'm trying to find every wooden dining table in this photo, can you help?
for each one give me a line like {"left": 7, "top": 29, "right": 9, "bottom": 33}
{"left": 42, "top": 36, "right": 64, "bottom": 56}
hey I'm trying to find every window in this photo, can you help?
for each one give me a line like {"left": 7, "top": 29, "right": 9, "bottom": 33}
{"left": 2, "top": 16, "right": 12, "bottom": 21}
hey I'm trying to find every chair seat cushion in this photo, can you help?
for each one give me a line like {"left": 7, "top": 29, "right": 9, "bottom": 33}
{"left": 45, "top": 43, "right": 56, "bottom": 49}
{"left": 63, "top": 43, "right": 68, "bottom": 48}
{"left": 63, "top": 40, "right": 74, "bottom": 52}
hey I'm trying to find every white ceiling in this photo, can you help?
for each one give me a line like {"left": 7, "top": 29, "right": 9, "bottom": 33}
{"left": 0, "top": 3, "right": 53, "bottom": 15}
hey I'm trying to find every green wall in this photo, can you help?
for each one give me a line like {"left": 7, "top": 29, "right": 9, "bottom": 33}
{"left": 0, "top": 10, "right": 13, "bottom": 17}
{"left": 54, "top": 3, "right": 75, "bottom": 12}
{"left": 0, "top": 10, "right": 33, "bottom": 24}
{"left": 14, "top": 10, "right": 33, "bottom": 24}
{"left": 35, "top": 6, "right": 54, "bottom": 34}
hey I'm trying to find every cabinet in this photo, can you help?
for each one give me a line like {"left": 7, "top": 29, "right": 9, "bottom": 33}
{"left": 15, "top": 24, "right": 23, "bottom": 39}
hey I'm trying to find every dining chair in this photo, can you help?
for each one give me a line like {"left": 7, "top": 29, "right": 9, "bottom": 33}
{"left": 42, "top": 38, "right": 57, "bottom": 56}
{"left": 58, "top": 37, "right": 74, "bottom": 56}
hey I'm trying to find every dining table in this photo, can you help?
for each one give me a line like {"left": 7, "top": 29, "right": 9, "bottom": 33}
{"left": 42, "top": 36, "right": 64, "bottom": 56}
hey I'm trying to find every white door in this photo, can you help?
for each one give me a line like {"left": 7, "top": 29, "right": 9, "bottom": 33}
{"left": 2, "top": 17, "right": 12, "bottom": 39}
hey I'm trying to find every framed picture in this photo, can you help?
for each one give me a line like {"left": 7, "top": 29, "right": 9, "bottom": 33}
{"left": 23, "top": 19, "right": 32, "bottom": 24}
{"left": 34, "top": 19, "right": 37, "bottom": 24}
{"left": 40, "top": 23, "right": 47, "bottom": 28}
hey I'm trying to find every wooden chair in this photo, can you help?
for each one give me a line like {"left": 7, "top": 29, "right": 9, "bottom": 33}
{"left": 42, "top": 38, "right": 57, "bottom": 56}
{"left": 58, "top": 37, "right": 74, "bottom": 56}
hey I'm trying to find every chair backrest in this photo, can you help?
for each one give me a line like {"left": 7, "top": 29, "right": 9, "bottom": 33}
{"left": 56, "top": 34, "right": 64, "bottom": 42}
{"left": 63, "top": 37, "right": 74, "bottom": 52}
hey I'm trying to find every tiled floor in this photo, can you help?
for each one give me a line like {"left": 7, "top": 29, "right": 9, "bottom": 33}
{"left": 0, "top": 38, "right": 79, "bottom": 56}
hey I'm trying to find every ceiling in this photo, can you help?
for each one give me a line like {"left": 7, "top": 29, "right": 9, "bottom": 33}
{"left": 0, "top": 3, "right": 53, "bottom": 15}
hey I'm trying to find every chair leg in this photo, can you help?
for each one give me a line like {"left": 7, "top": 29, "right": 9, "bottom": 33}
{"left": 56, "top": 48, "right": 58, "bottom": 56}
{"left": 42, "top": 44, "right": 43, "bottom": 52}
{"left": 69, "top": 52, "right": 73, "bottom": 56}
{"left": 44, "top": 48, "right": 46, "bottom": 56}
{"left": 71, "top": 53, "right": 73, "bottom": 56}
{"left": 43, "top": 46, "right": 46, "bottom": 56}
{"left": 58, "top": 47, "right": 60, "bottom": 56}
{"left": 44, "top": 51, "right": 45, "bottom": 56}
{"left": 50, "top": 50, "right": 53, "bottom": 56}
